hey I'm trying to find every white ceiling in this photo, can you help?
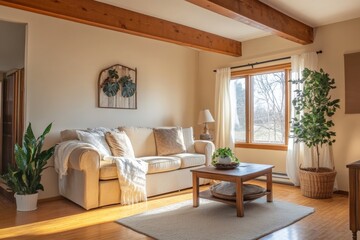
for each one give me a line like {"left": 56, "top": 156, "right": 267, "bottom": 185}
{"left": 262, "top": 0, "right": 360, "bottom": 27}
{"left": 98, "top": 0, "right": 360, "bottom": 42}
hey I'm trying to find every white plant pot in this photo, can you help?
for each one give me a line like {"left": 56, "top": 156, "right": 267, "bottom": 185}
{"left": 14, "top": 192, "right": 38, "bottom": 211}
{"left": 218, "top": 157, "right": 231, "bottom": 164}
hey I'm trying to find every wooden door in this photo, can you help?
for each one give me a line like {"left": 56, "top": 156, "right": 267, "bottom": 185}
{"left": 1, "top": 69, "right": 24, "bottom": 174}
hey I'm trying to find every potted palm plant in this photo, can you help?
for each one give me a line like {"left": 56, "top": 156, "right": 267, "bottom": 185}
{"left": 1, "top": 123, "right": 55, "bottom": 211}
{"left": 290, "top": 68, "right": 340, "bottom": 198}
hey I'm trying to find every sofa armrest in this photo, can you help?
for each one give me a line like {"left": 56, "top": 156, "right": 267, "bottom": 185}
{"left": 59, "top": 146, "right": 101, "bottom": 210}
{"left": 68, "top": 147, "right": 101, "bottom": 171}
{"left": 194, "top": 140, "right": 215, "bottom": 166}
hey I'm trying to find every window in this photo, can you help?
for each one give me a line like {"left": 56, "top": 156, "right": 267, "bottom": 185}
{"left": 230, "top": 63, "right": 290, "bottom": 150}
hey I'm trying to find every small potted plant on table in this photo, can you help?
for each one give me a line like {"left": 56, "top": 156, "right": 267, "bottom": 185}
{"left": 212, "top": 147, "right": 240, "bottom": 169}
{"left": 1, "top": 123, "right": 56, "bottom": 211}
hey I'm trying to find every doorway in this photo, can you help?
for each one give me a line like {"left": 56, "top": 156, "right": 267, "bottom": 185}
{"left": 0, "top": 20, "right": 26, "bottom": 175}
{"left": 1, "top": 69, "right": 24, "bottom": 174}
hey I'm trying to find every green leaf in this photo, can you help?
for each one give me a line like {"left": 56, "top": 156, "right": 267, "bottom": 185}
{"left": 119, "top": 75, "right": 136, "bottom": 98}
{"left": 41, "top": 123, "right": 52, "bottom": 138}
{"left": 108, "top": 69, "right": 119, "bottom": 80}
{"left": 121, "top": 81, "right": 136, "bottom": 98}
{"left": 102, "top": 81, "right": 120, "bottom": 97}
{"left": 14, "top": 145, "right": 24, "bottom": 165}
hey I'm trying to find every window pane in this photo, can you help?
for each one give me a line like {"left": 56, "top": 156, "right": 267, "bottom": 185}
{"left": 251, "top": 71, "right": 285, "bottom": 144}
{"left": 230, "top": 78, "right": 246, "bottom": 142}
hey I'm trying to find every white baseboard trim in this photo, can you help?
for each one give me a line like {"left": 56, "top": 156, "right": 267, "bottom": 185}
{"left": 256, "top": 172, "right": 294, "bottom": 185}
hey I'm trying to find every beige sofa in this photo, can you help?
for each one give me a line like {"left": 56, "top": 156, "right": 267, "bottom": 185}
{"left": 57, "top": 126, "right": 215, "bottom": 210}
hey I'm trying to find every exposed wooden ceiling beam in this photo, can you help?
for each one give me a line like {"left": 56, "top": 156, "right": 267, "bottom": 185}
{"left": 186, "top": 0, "right": 314, "bottom": 45}
{"left": 0, "top": 0, "right": 242, "bottom": 57}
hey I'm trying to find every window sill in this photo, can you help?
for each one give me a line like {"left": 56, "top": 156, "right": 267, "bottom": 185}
{"left": 235, "top": 143, "right": 288, "bottom": 151}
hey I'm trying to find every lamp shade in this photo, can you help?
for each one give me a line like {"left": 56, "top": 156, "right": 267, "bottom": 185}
{"left": 198, "top": 109, "right": 215, "bottom": 124}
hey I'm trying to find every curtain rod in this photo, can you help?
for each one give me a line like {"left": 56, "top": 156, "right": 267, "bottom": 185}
{"left": 213, "top": 50, "right": 323, "bottom": 72}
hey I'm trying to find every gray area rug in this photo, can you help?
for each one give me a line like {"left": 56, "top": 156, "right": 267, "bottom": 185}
{"left": 117, "top": 198, "right": 314, "bottom": 240}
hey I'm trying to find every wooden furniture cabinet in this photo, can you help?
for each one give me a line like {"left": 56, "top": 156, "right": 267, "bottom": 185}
{"left": 347, "top": 160, "right": 360, "bottom": 240}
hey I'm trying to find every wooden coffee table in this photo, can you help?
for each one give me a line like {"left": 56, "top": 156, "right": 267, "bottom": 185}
{"left": 191, "top": 163, "right": 274, "bottom": 217}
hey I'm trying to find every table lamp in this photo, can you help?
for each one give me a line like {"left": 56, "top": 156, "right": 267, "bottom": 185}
{"left": 198, "top": 109, "right": 215, "bottom": 140}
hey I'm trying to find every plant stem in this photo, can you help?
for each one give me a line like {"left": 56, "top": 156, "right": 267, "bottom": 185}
{"left": 316, "top": 145, "right": 320, "bottom": 172}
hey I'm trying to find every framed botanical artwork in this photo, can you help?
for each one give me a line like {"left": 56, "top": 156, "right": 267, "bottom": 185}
{"left": 98, "top": 64, "right": 137, "bottom": 109}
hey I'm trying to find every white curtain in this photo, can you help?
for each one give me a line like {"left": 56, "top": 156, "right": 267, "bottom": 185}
{"left": 286, "top": 52, "right": 338, "bottom": 188}
{"left": 286, "top": 52, "right": 318, "bottom": 186}
{"left": 214, "top": 67, "right": 234, "bottom": 150}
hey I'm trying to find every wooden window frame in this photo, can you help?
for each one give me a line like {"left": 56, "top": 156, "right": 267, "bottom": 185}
{"left": 231, "top": 63, "right": 291, "bottom": 151}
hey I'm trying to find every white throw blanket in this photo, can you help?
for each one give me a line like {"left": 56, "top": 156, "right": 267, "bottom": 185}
{"left": 54, "top": 140, "right": 97, "bottom": 179}
{"left": 55, "top": 141, "right": 148, "bottom": 205}
{"left": 104, "top": 156, "right": 148, "bottom": 205}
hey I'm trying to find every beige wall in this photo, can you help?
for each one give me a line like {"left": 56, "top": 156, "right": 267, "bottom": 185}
{"left": 0, "top": 6, "right": 199, "bottom": 199}
{"left": 198, "top": 17, "right": 360, "bottom": 191}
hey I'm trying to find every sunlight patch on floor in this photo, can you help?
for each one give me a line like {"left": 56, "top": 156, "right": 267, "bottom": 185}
{"left": 0, "top": 190, "right": 194, "bottom": 239}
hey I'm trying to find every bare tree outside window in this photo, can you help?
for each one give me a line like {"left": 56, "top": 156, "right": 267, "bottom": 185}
{"left": 252, "top": 71, "right": 285, "bottom": 144}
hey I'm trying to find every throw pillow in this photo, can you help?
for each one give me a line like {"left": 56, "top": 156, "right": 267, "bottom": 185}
{"left": 76, "top": 130, "right": 111, "bottom": 157}
{"left": 105, "top": 131, "right": 135, "bottom": 158}
{"left": 118, "top": 127, "right": 157, "bottom": 157}
{"left": 153, "top": 127, "right": 186, "bottom": 156}
{"left": 182, "top": 127, "right": 195, "bottom": 153}
{"left": 87, "top": 127, "right": 114, "bottom": 134}
{"left": 60, "top": 129, "right": 79, "bottom": 141}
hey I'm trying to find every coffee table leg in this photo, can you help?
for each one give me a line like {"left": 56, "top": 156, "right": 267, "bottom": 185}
{"left": 266, "top": 171, "right": 273, "bottom": 202}
{"left": 192, "top": 173, "right": 199, "bottom": 207}
{"left": 236, "top": 178, "right": 244, "bottom": 217}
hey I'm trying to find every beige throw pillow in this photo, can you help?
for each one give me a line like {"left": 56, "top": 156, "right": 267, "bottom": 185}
{"left": 105, "top": 131, "right": 135, "bottom": 158}
{"left": 153, "top": 128, "right": 186, "bottom": 156}
{"left": 118, "top": 126, "right": 156, "bottom": 157}
{"left": 60, "top": 129, "right": 79, "bottom": 141}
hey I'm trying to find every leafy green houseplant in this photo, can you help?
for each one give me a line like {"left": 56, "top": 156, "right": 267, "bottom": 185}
{"left": 1, "top": 123, "right": 56, "bottom": 210}
{"left": 212, "top": 147, "right": 239, "bottom": 166}
{"left": 290, "top": 68, "right": 340, "bottom": 198}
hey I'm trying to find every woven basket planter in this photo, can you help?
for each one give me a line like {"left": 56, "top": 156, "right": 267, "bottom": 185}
{"left": 299, "top": 167, "right": 337, "bottom": 199}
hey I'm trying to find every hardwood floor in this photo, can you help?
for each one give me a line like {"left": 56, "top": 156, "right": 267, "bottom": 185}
{"left": 0, "top": 181, "right": 352, "bottom": 240}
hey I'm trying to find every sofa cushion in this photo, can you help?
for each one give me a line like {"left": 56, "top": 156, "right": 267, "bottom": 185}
{"left": 153, "top": 127, "right": 186, "bottom": 156}
{"left": 119, "top": 127, "right": 156, "bottom": 157}
{"left": 170, "top": 153, "right": 206, "bottom": 169}
{"left": 77, "top": 130, "right": 111, "bottom": 157}
{"left": 182, "top": 127, "right": 195, "bottom": 153}
{"left": 99, "top": 156, "right": 181, "bottom": 180}
{"left": 105, "top": 131, "right": 135, "bottom": 158}
{"left": 138, "top": 156, "right": 181, "bottom": 174}
{"left": 60, "top": 129, "right": 79, "bottom": 141}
